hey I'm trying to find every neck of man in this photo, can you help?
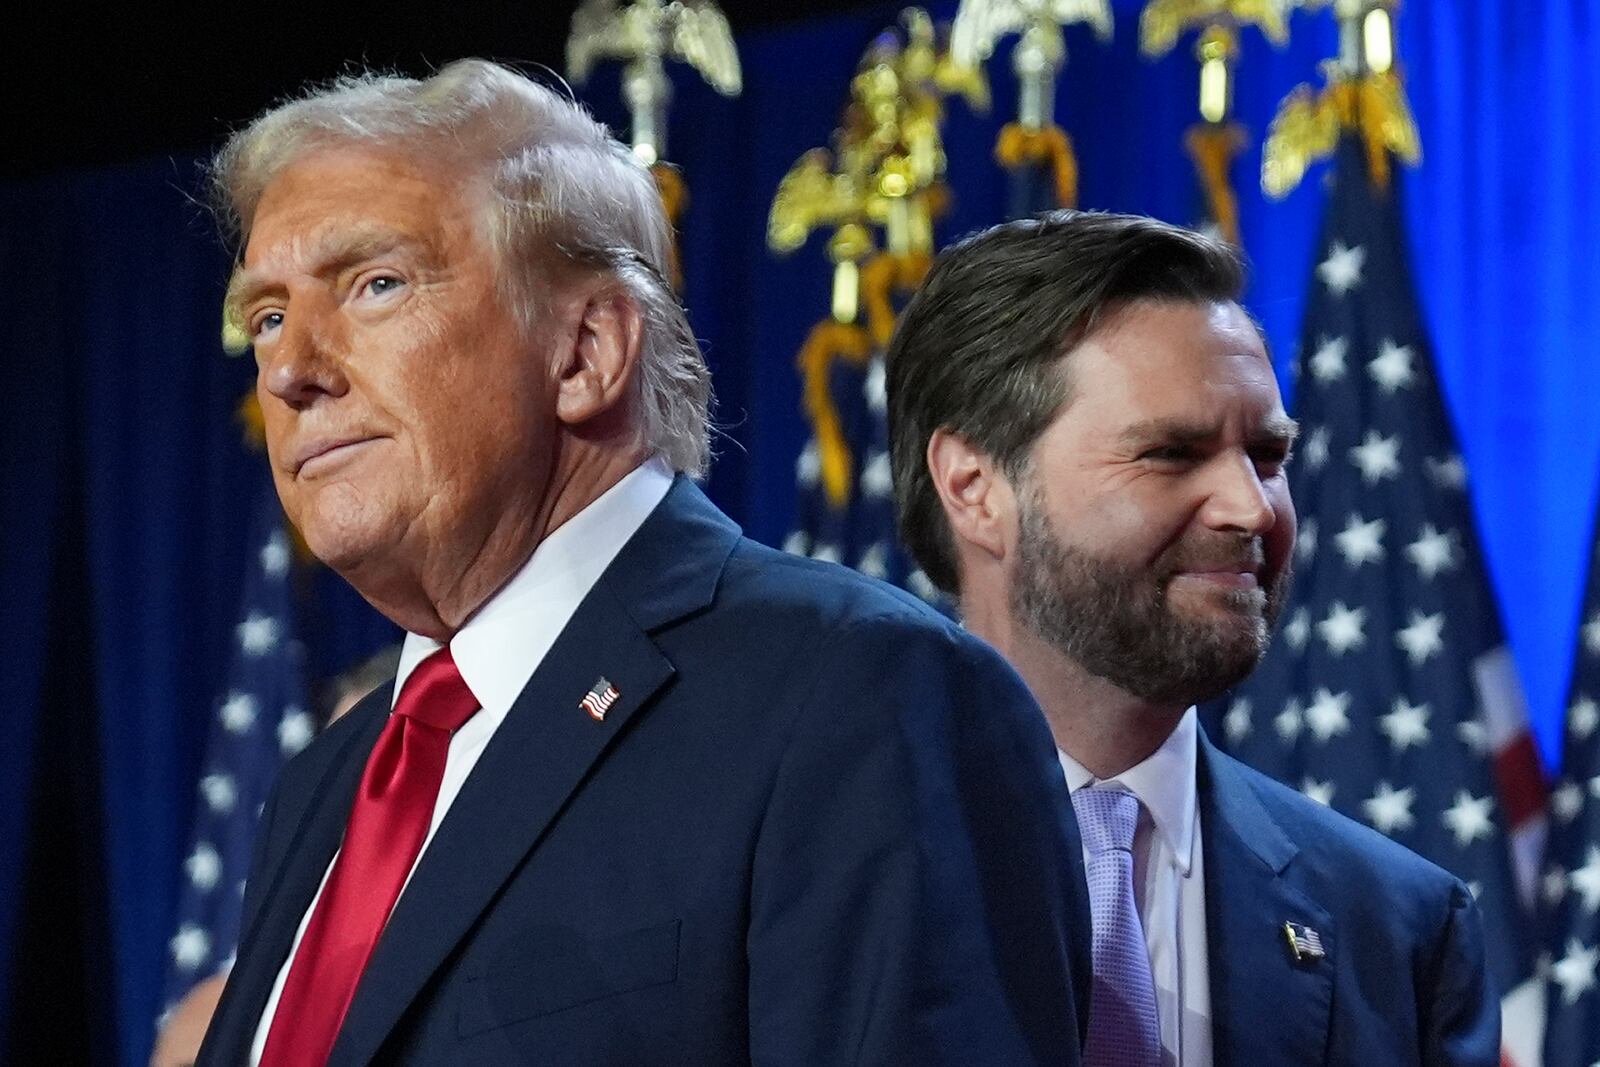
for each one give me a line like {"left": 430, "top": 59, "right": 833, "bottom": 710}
{"left": 962, "top": 585, "right": 1188, "bottom": 781}
{"left": 345, "top": 440, "right": 650, "bottom": 641}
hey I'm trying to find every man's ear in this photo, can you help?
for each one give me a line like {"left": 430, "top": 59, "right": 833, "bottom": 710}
{"left": 555, "top": 284, "right": 644, "bottom": 427}
{"left": 926, "top": 428, "right": 1016, "bottom": 565}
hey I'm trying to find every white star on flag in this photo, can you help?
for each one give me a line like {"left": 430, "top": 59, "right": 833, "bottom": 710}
{"left": 1379, "top": 698, "right": 1432, "bottom": 751}
{"left": 1367, "top": 340, "right": 1416, "bottom": 394}
{"left": 1590, "top": 773, "right": 1600, "bottom": 800}
{"left": 1224, "top": 698, "right": 1252, "bottom": 743}
{"left": 1551, "top": 939, "right": 1599, "bottom": 1005}
{"left": 1310, "top": 337, "right": 1349, "bottom": 383}
{"left": 856, "top": 543, "right": 889, "bottom": 579}
{"left": 1317, "top": 601, "right": 1368, "bottom": 655}
{"left": 796, "top": 440, "right": 820, "bottom": 486}
{"left": 236, "top": 613, "right": 281, "bottom": 655}
{"left": 1304, "top": 687, "right": 1352, "bottom": 742}
{"left": 859, "top": 450, "right": 893, "bottom": 498}
{"left": 1302, "top": 779, "right": 1335, "bottom": 806}
{"left": 1554, "top": 781, "right": 1585, "bottom": 823}
{"left": 1545, "top": 866, "right": 1570, "bottom": 906}
{"left": 219, "top": 692, "right": 259, "bottom": 734}
{"left": 1585, "top": 612, "right": 1600, "bottom": 656}
{"left": 1424, "top": 454, "right": 1468, "bottom": 490}
{"left": 1571, "top": 846, "right": 1600, "bottom": 913}
{"left": 185, "top": 843, "right": 222, "bottom": 891}
{"left": 278, "top": 708, "right": 316, "bottom": 756}
{"left": 1395, "top": 612, "right": 1446, "bottom": 666}
{"left": 1348, "top": 431, "right": 1402, "bottom": 485}
{"left": 1362, "top": 781, "right": 1417, "bottom": 834}
{"left": 1295, "top": 519, "right": 1319, "bottom": 563}
{"left": 863, "top": 358, "right": 887, "bottom": 413}
{"left": 260, "top": 531, "right": 291, "bottom": 577}
{"left": 906, "top": 569, "right": 940, "bottom": 603}
{"left": 1317, "top": 241, "right": 1367, "bottom": 295}
{"left": 1283, "top": 607, "right": 1311, "bottom": 650}
{"left": 1303, "top": 426, "right": 1331, "bottom": 471}
{"left": 1441, "top": 790, "right": 1496, "bottom": 848}
{"left": 781, "top": 530, "right": 807, "bottom": 556}
{"left": 1456, "top": 719, "right": 1491, "bottom": 755}
{"left": 1405, "top": 524, "right": 1460, "bottom": 580}
{"left": 1334, "top": 515, "right": 1386, "bottom": 567}
{"left": 169, "top": 924, "right": 212, "bottom": 972}
{"left": 810, "top": 542, "right": 842, "bottom": 565}
{"left": 1571, "top": 696, "right": 1600, "bottom": 741}
{"left": 199, "top": 773, "right": 237, "bottom": 815}
{"left": 1275, "top": 697, "right": 1304, "bottom": 742}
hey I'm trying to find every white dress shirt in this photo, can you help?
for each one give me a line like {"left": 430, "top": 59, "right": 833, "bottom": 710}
{"left": 250, "top": 458, "right": 674, "bottom": 1064}
{"left": 1058, "top": 708, "right": 1212, "bottom": 1067}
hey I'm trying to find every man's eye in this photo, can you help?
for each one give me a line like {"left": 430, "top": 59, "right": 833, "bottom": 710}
{"left": 1253, "top": 446, "right": 1293, "bottom": 472}
{"left": 1142, "top": 446, "right": 1196, "bottom": 463}
{"left": 359, "top": 275, "right": 405, "bottom": 298}
{"left": 252, "top": 311, "right": 284, "bottom": 339}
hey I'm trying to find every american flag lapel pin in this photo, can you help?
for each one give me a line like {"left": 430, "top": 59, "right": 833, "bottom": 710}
{"left": 1282, "top": 921, "right": 1326, "bottom": 963}
{"left": 579, "top": 677, "right": 621, "bottom": 722}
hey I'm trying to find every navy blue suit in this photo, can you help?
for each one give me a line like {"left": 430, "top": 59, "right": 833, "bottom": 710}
{"left": 1198, "top": 733, "right": 1499, "bottom": 1065}
{"left": 198, "top": 480, "right": 1091, "bottom": 1066}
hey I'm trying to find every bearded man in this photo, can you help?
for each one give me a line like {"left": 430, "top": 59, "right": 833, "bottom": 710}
{"left": 886, "top": 210, "right": 1498, "bottom": 1066}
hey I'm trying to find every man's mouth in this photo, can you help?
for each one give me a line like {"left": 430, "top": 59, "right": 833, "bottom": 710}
{"left": 291, "top": 435, "right": 380, "bottom": 477}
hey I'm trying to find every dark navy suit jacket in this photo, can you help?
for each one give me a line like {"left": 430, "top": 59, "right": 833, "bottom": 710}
{"left": 1198, "top": 732, "right": 1500, "bottom": 1065}
{"left": 198, "top": 480, "right": 1092, "bottom": 1066}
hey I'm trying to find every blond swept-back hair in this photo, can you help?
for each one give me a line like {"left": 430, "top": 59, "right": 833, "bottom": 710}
{"left": 211, "top": 58, "right": 711, "bottom": 474}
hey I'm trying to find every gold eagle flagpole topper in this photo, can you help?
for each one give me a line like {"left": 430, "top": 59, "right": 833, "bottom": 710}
{"left": 1140, "top": 0, "right": 1292, "bottom": 244}
{"left": 768, "top": 7, "right": 984, "bottom": 510}
{"left": 567, "top": 0, "right": 743, "bottom": 277}
{"left": 951, "top": 0, "right": 1113, "bottom": 209}
{"left": 1262, "top": 0, "right": 1419, "bottom": 198}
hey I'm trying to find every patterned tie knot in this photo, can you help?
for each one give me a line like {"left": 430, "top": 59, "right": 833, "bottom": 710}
{"left": 1072, "top": 787, "right": 1141, "bottom": 857}
{"left": 394, "top": 647, "right": 480, "bottom": 734}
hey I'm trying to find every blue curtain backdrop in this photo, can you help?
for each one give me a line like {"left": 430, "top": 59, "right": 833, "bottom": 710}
{"left": 1, "top": 1, "right": 1595, "bottom": 1063}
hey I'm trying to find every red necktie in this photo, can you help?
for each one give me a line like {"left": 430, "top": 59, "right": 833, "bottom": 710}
{"left": 259, "top": 646, "right": 480, "bottom": 1067}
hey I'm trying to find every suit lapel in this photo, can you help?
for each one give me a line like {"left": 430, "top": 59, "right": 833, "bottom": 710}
{"left": 1199, "top": 734, "right": 1334, "bottom": 1066}
{"left": 327, "top": 478, "right": 739, "bottom": 1067}
{"left": 203, "top": 692, "right": 390, "bottom": 1066}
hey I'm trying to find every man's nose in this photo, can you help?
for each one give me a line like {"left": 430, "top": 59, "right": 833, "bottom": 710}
{"left": 1201, "top": 452, "right": 1277, "bottom": 536}
{"left": 259, "top": 298, "right": 349, "bottom": 410}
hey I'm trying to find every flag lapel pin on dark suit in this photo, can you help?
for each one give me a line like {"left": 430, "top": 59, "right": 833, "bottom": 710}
{"left": 579, "top": 677, "right": 621, "bottom": 722}
{"left": 1282, "top": 921, "right": 1326, "bottom": 963}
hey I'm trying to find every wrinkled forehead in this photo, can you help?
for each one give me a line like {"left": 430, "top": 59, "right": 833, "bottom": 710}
{"left": 1066, "top": 299, "right": 1286, "bottom": 423}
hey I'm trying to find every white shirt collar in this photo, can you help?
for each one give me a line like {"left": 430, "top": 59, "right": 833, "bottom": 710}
{"left": 392, "top": 457, "right": 675, "bottom": 713}
{"left": 1058, "top": 707, "right": 1199, "bottom": 875}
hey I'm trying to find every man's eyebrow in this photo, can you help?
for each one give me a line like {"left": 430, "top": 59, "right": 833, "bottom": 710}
{"left": 224, "top": 228, "right": 428, "bottom": 318}
{"left": 1115, "top": 418, "right": 1221, "bottom": 446}
{"left": 1115, "top": 414, "right": 1301, "bottom": 446}
{"left": 1255, "top": 415, "right": 1301, "bottom": 443}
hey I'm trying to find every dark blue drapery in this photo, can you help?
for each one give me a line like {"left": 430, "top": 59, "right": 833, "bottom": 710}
{"left": 2, "top": 2, "right": 1596, "bottom": 1063}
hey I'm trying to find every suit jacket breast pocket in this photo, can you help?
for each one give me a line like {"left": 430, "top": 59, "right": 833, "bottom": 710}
{"left": 457, "top": 918, "right": 681, "bottom": 1036}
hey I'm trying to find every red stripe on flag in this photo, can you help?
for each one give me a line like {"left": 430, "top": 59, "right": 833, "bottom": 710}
{"left": 1493, "top": 732, "right": 1548, "bottom": 828}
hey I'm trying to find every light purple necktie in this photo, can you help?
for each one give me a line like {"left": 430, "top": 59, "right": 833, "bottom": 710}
{"left": 1073, "top": 787, "right": 1162, "bottom": 1067}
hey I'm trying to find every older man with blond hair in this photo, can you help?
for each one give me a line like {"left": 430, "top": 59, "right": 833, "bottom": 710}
{"left": 195, "top": 60, "right": 1090, "bottom": 1067}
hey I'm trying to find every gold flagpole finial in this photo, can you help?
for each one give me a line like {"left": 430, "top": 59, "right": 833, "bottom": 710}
{"left": 1140, "top": 2, "right": 1292, "bottom": 244}
{"left": 1262, "top": 0, "right": 1418, "bottom": 198}
{"left": 567, "top": 0, "right": 742, "bottom": 167}
{"left": 952, "top": 0, "right": 1111, "bottom": 207}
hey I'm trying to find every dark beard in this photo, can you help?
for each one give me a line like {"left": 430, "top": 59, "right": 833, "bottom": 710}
{"left": 1009, "top": 491, "right": 1290, "bottom": 707}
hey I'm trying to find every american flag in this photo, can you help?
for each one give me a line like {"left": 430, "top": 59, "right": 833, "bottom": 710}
{"left": 579, "top": 677, "right": 621, "bottom": 722}
{"left": 1542, "top": 509, "right": 1600, "bottom": 1064}
{"left": 783, "top": 337, "right": 944, "bottom": 605}
{"left": 1202, "top": 136, "right": 1546, "bottom": 1062}
{"left": 158, "top": 472, "right": 313, "bottom": 1023}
